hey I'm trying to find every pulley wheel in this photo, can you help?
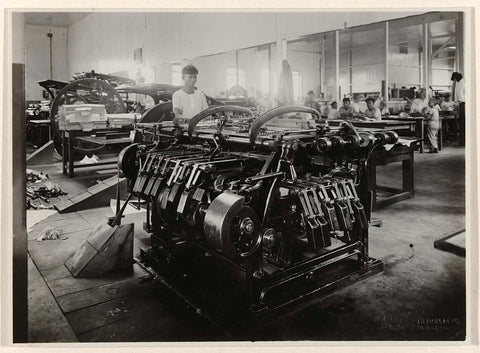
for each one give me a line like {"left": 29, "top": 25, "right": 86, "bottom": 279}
{"left": 374, "top": 132, "right": 389, "bottom": 145}
{"left": 344, "top": 134, "right": 361, "bottom": 149}
{"left": 118, "top": 144, "right": 139, "bottom": 180}
{"left": 330, "top": 136, "right": 346, "bottom": 150}
{"left": 358, "top": 132, "right": 375, "bottom": 147}
{"left": 386, "top": 131, "right": 399, "bottom": 144}
{"left": 315, "top": 137, "right": 332, "bottom": 153}
{"left": 204, "top": 192, "right": 261, "bottom": 258}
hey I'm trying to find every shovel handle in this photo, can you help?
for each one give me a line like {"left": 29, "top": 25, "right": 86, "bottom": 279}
{"left": 111, "top": 193, "right": 133, "bottom": 227}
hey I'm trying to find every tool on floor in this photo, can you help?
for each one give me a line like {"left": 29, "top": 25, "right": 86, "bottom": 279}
{"left": 64, "top": 186, "right": 134, "bottom": 277}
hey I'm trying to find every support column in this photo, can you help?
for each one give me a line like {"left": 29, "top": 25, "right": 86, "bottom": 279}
{"left": 334, "top": 30, "right": 340, "bottom": 102}
{"left": 456, "top": 12, "right": 464, "bottom": 74}
{"left": 11, "top": 11, "right": 28, "bottom": 343}
{"left": 422, "top": 22, "right": 429, "bottom": 90}
{"left": 320, "top": 35, "right": 325, "bottom": 95}
{"left": 384, "top": 22, "right": 389, "bottom": 101}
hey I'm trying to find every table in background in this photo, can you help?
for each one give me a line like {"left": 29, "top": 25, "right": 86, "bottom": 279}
{"left": 27, "top": 119, "right": 51, "bottom": 147}
{"left": 368, "top": 144, "right": 416, "bottom": 211}
{"left": 388, "top": 113, "right": 457, "bottom": 152}
{"left": 61, "top": 129, "right": 131, "bottom": 178}
{"left": 327, "top": 119, "right": 417, "bottom": 134}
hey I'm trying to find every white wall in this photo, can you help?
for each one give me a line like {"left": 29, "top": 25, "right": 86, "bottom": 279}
{"left": 25, "top": 25, "right": 68, "bottom": 101}
{"left": 67, "top": 11, "right": 422, "bottom": 84}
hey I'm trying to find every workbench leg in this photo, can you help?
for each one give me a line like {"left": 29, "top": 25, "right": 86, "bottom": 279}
{"left": 62, "top": 132, "right": 67, "bottom": 175}
{"left": 68, "top": 134, "right": 74, "bottom": 178}
{"left": 402, "top": 152, "right": 414, "bottom": 198}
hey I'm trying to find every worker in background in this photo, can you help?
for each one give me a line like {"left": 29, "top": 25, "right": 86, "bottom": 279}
{"left": 451, "top": 72, "right": 465, "bottom": 146}
{"left": 304, "top": 90, "right": 322, "bottom": 113}
{"left": 338, "top": 98, "right": 354, "bottom": 120}
{"left": 405, "top": 87, "right": 429, "bottom": 114}
{"left": 439, "top": 95, "right": 454, "bottom": 111}
{"left": 351, "top": 93, "right": 364, "bottom": 117}
{"left": 398, "top": 101, "right": 412, "bottom": 119}
{"left": 172, "top": 65, "right": 209, "bottom": 127}
{"left": 422, "top": 99, "right": 440, "bottom": 153}
{"left": 326, "top": 101, "right": 340, "bottom": 119}
{"left": 362, "top": 97, "right": 382, "bottom": 121}
{"left": 378, "top": 100, "right": 390, "bottom": 116}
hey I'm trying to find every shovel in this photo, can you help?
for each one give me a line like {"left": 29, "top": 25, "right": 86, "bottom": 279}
{"left": 64, "top": 173, "right": 135, "bottom": 278}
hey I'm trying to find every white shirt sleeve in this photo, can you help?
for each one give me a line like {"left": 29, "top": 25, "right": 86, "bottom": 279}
{"left": 172, "top": 90, "right": 183, "bottom": 113}
{"left": 200, "top": 91, "right": 209, "bottom": 110}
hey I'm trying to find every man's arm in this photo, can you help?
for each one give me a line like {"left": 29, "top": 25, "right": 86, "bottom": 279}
{"left": 201, "top": 92, "right": 209, "bottom": 110}
{"left": 172, "top": 92, "right": 184, "bottom": 126}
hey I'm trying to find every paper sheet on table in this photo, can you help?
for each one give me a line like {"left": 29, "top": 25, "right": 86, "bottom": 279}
{"left": 27, "top": 209, "right": 57, "bottom": 232}
{"left": 384, "top": 138, "right": 417, "bottom": 151}
{"left": 110, "top": 199, "right": 146, "bottom": 216}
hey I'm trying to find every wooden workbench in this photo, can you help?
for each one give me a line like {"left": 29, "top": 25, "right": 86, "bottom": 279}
{"left": 368, "top": 144, "right": 416, "bottom": 211}
{"left": 387, "top": 113, "right": 457, "bottom": 152}
{"left": 61, "top": 129, "right": 131, "bottom": 178}
{"left": 327, "top": 119, "right": 417, "bottom": 134}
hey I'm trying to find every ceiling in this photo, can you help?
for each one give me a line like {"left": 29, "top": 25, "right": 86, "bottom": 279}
{"left": 24, "top": 12, "right": 92, "bottom": 27}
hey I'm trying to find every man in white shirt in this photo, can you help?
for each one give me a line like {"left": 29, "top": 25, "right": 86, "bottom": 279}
{"left": 451, "top": 72, "right": 465, "bottom": 145}
{"left": 172, "top": 65, "right": 209, "bottom": 126}
{"left": 405, "top": 88, "right": 429, "bottom": 114}
{"left": 363, "top": 97, "right": 382, "bottom": 120}
{"left": 422, "top": 99, "right": 440, "bottom": 153}
{"left": 326, "top": 101, "right": 340, "bottom": 119}
{"left": 351, "top": 94, "right": 364, "bottom": 117}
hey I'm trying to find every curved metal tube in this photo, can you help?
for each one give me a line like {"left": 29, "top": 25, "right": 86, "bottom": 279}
{"left": 187, "top": 105, "right": 254, "bottom": 136}
{"left": 139, "top": 101, "right": 173, "bottom": 123}
{"left": 249, "top": 105, "right": 320, "bottom": 144}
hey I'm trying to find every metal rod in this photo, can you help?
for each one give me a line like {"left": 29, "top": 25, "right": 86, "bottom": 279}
{"left": 47, "top": 32, "right": 53, "bottom": 79}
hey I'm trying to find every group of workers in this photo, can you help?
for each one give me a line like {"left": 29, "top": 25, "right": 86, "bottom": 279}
{"left": 305, "top": 91, "right": 389, "bottom": 121}
{"left": 304, "top": 72, "right": 465, "bottom": 153}
{"left": 171, "top": 64, "right": 465, "bottom": 155}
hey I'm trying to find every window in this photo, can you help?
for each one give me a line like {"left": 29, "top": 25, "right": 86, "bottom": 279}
{"left": 172, "top": 64, "right": 182, "bottom": 85}
{"left": 260, "top": 69, "right": 270, "bottom": 94}
{"left": 292, "top": 71, "right": 302, "bottom": 101}
{"left": 226, "top": 67, "right": 245, "bottom": 91}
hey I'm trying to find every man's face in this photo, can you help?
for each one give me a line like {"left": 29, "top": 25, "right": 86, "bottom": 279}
{"left": 183, "top": 74, "right": 197, "bottom": 88}
{"left": 405, "top": 102, "right": 412, "bottom": 113}
{"left": 307, "top": 93, "right": 314, "bottom": 100}
{"left": 420, "top": 88, "right": 427, "bottom": 99}
{"left": 343, "top": 100, "right": 350, "bottom": 108}
{"left": 367, "top": 100, "right": 374, "bottom": 110}
{"left": 428, "top": 100, "right": 435, "bottom": 108}
{"left": 332, "top": 102, "right": 338, "bottom": 109}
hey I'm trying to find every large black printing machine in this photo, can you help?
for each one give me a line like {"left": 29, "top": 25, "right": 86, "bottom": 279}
{"left": 117, "top": 104, "right": 400, "bottom": 332}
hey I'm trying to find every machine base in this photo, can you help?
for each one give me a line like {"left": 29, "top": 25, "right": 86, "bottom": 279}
{"left": 137, "top": 244, "right": 383, "bottom": 340}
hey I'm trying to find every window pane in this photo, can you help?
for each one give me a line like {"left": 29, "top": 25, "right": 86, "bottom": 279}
{"left": 172, "top": 64, "right": 182, "bottom": 85}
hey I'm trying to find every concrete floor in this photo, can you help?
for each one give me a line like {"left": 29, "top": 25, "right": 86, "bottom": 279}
{"left": 26, "top": 145, "right": 466, "bottom": 342}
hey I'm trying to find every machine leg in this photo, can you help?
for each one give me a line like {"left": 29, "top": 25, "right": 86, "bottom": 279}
{"left": 402, "top": 152, "right": 414, "bottom": 198}
{"left": 68, "top": 133, "right": 74, "bottom": 178}
{"left": 62, "top": 131, "right": 67, "bottom": 175}
{"left": 245, "top": 251, "right": 262, "bottom": 304}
